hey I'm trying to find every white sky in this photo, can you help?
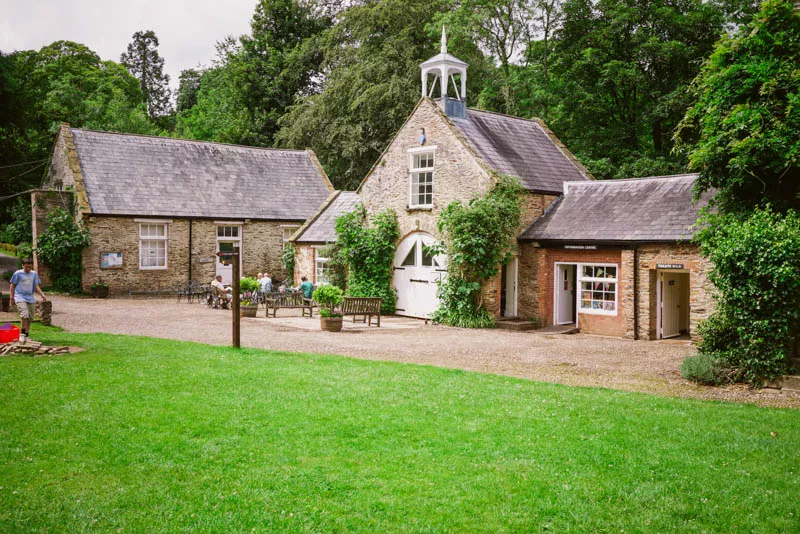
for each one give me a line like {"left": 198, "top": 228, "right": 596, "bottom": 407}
{"left": 0, "top": 0, "right": 258, "bottom": 91}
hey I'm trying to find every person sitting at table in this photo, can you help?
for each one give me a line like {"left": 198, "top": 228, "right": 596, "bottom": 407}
{"left": 210, "top": 275, "right": 231, "bottom": 309}
{"left": 297, "top": 275, "right": 315, "bottom": 299}
{"left": 259, "top": 271, "right": 273, "bottom": 294}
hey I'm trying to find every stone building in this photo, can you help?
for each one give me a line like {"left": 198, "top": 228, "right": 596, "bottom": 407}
{"left": 33, "top": 124, "right": 333, "bottom": 293}
{"left": 290, "top": 29, "right": 715, "bottom": 340}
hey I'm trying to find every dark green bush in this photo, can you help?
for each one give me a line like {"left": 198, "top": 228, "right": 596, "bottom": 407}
{"left": 681, "top": 353, "right": 732, "bottom": 386}
{"left": 696, "top": 207, "right": 800, "bottom": 385}
{"left": 34, "top": 209, "right": 90, "bottom": 292}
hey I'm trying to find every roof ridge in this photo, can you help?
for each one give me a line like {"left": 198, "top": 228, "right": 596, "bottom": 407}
{"left": 566, "top": 173, "right": 698, "bottom": 187}
{"left": 70, "top": 127, "right": 312, "bottom": 155}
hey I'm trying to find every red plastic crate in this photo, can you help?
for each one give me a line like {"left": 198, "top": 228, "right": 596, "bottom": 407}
{"left": 0, "top": 325, "right": 20, "bottom": 343}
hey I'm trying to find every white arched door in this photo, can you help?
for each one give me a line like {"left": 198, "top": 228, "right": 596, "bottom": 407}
{"left": 393, "top": 232, "right": 446, "bottom": 318}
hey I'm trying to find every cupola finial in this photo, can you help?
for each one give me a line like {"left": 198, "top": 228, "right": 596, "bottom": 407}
{"left": 441, "top": 26, "right": 447, "bottom": 54}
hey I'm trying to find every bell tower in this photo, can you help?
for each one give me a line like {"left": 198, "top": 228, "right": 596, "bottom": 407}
{"left": 420, "top": 27, "right": 468, "bottom": 118}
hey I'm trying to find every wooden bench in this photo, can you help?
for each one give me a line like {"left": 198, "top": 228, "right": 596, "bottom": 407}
{"left": 340, "top": 297, "right": 382, "bottom": 327}
{"left": 264, "top": 291, "right": 314, "bottom": 318}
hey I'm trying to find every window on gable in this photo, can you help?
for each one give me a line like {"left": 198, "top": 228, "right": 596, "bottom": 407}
{"left": 139, "top": 223, "right": 168, "bottom": 269}
{"left": 409, "top": 150, "right": 434, "bottom": 208}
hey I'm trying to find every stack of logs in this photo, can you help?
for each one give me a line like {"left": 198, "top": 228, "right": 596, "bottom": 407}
{"left": 1, "top": 341, "right": 70, "bottom": 356}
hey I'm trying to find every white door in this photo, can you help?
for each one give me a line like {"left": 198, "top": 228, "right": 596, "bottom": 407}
{"left": 216, "top": 225, "right": 241, "bottom": 284}
{"left": 503, "top": 257, "right": 518, "bottom": 317}
{"left": 556, "top": 264, "right": 575, "bottom": 325}
{"left": 393, "top": 233, "right": 445, "bottom": 318}
{"left": 660, "top": 272, "right": 681, "bottom": 338}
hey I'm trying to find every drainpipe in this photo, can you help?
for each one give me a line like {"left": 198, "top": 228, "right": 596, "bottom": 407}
{"left": 633, "top": 246, "right": 639, "bottom": 340}
{"left": 188, "top": 219, "right": 193, "bottom": 282}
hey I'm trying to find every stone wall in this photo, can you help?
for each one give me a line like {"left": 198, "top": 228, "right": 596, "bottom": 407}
{"left": 636, "top": 244, "right": 713, "bottom": 341}
{"left": 81, "top": 217, "right": 297, "bottom": 293}
{"left": 294, "top": 244, "right": 316, "bottom": 286}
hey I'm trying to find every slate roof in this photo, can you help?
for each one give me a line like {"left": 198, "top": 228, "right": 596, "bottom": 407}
{"left": 451, "top": 109, "right": 591, "bottom": 194}
{"left": 70, "top": 128, "right": 332, "bottom": 220}
{"left": 519, "top": 174, "right": 709, "bottom": 243}
{"left": 293, "top": 191, "right": 361, "bottom": 244}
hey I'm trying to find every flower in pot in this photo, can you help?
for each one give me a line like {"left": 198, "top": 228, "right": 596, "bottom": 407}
{"left": 90, "top": 281, "right": 109, "bottom": 298}
{"left": 312, "top": 285, "right": 344, "bottom": 332}
{"left": 239, "top": 277, "right": 260, "bottom": 317}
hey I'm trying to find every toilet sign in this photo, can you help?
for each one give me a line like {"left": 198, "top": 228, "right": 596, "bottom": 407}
{"left": 657, "top": 263, "right": 684, "bottom": 269}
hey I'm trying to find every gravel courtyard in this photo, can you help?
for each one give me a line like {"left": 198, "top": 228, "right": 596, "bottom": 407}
{"left": 44, "top": 295, "right": 799, "bottom": 408}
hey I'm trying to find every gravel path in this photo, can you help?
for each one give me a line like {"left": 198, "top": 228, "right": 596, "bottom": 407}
{"left": 45, "top": 295, "right": 800, "bottom": 408}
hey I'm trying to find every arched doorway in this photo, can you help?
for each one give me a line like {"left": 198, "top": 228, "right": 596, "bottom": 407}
{"left": 393, "top": 232, "right": 446, "bottom": 318}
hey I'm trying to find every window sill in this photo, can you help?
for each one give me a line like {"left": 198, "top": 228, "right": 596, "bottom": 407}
{"left": 139, "top": 266, "right": 168, "bottom": 271}
{"left": 578, "top": 309, "right": 617, "bottom": 317}
{"left": 407, "top": 206, "right": 433, "bottom": 212}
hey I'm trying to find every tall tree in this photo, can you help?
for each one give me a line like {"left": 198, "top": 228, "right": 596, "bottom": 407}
{"left": 675, "top": 0, "right": 800, "bottom": 212}
{"left": 120, "top": 30, "right": 172, "bottom": 119}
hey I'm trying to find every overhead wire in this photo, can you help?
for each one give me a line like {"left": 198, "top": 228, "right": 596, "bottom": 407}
{"left": 0, "top": 159, "right": 48, "bottom": 169}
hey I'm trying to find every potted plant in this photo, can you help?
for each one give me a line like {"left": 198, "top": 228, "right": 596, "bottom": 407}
{"left": 239, "top": 277, "right": 260, "bottom": 317}
{"left": 90, "top": 281, "right": 109, "bottom": 298}
{"left": 312, "top": 285, "right": 344, "bottom": 332}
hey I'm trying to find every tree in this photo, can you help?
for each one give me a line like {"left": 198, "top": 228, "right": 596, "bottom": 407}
{"left": 176, "top": 68, "right": 202, "bottom": 112}
{"left": 675, "top": 0, "right": 800, "bottom": 212}
{"left": 120, "top": 30, "right": 172, "bottom": 119}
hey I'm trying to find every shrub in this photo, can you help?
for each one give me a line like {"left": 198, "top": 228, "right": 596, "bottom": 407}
{"left": 34, "top": 210, "right": 90, "bottom": 292}
{"left": 681, "top": 353, "right": 732, "bottom": 386}
{"left": 335, "top": 205, "right": 399, "bottom": 314}
{"left": 281, "top": 243, "right": 296, "bottom": 284}
{"left": 431, "top": 176, "right": 524, "bottom": 328}
{"left": 313, "top": 284, "right": 343, "bottom": 316}
{"left": 239, "top": 277, "right": 260, "bottom": 293}
{"left": 696, "top": 207, "right": 800, "bottom": 385}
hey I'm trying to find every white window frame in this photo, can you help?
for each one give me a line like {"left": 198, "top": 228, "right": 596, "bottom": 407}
{"left": 577, "top": 263, "right": 618, "bottom": 316}
{"left": 408, "top": 146, "right": 436, "bottom": 209}
{"left": 313, "top": 246, "right": 330, "bottom": 285}
{"left": 281, "top": 225, "right": 301, "bottom": 248}
{"left": 138, "top": 222, "right": 169, "bottom": 270}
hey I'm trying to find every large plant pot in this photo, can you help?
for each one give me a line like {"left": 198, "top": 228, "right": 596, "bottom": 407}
{"left": 240, "top": 305, "right": 258, "bottom": 318}
{"left": 320, "top": 316, "right": 343, "bottom": 332}
{"left": 91, "top": 286, "right": 109, "bottom": 298}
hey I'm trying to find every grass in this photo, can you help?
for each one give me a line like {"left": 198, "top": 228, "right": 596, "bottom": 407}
{"left": 0, "top": 327, "right": 799, "bottom": 532}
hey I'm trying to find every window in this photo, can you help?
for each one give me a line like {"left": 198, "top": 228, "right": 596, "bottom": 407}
{"left": 139, "top": 223, "right": 167, "bottom": 269}
{"left": 282, "top": 226, "right": 300, "bottom": 248}
{"left": 578, "top": 264, "right": 617, "bottom": 313}
{"left": 217, "top": 225, "right": 239, "bottom": 238}
{"left": 409, "top": 149, "right": 435, "bottom": 208}
{"left": 315, "top": 253, "right": 330, "bottom": 285}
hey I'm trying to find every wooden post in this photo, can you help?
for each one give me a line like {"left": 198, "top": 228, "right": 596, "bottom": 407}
{"left": 232, "top": 252, "right": 240, "bottom": 348}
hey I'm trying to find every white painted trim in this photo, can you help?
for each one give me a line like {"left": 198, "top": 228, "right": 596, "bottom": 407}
{"left": 408, "top": 145, "right": 438, "bottom": 153}
{"left": 134, "top": 218, "right": 172, "bottom": 224}
{"left": 138, "top": 222, "right": 168, "bottom": 270}
{"left": 656, "top": 269, "right": 691, "bottom": 339}
{"left": 553, "top": 262, "right": 578, "bottom": 327}
{"left": 214, "top": 220, "right": 244, "bottom": 225}
{"left": 576, "top": 262, "right": 619, "bottom": 317}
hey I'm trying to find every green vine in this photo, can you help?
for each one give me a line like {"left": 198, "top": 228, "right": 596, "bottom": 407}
{"left": 318, "top": 242, "right": 347, "bottom": 290}
{"left": 431, "top": 176, "right": 524, "bottom": 328}
{"left": 335, "top": 204, "right": 399, "bottom": 313}
{"left": 35, "top": 208, "right": 90, "bottom": 292}
{"left": 281, "top": 242, "right": 296, "bottom": 284}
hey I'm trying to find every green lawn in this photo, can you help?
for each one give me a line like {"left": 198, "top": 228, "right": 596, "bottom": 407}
{"left": 1, "top": 328, "right": 798, "bottom": 532}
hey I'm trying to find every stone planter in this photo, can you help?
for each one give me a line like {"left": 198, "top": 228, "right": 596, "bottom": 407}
{"left": 240, "top": 305, "right": 258, "bottom": 318}
{"left": 320, "top": 316, "right": 343, "bottom": 332}
{"left": 90, "top": 286, "right": 109, "bottom": 298}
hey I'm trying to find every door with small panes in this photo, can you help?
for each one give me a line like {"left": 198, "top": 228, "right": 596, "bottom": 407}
{"left": 393, "top": 232, "right": 445, "bottom": 318}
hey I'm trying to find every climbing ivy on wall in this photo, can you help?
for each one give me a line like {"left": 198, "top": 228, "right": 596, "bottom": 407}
{"left": 35, "top": 208, "right": 90, "bottom": 292}
{"left": 335, "top": 204, "right": 399, "bottom": 313}
{"left": 431, "top": 176, "right": 524, "bottom": 328}
{"left": 281, "top": 242, "right": 296, "bottom": 284}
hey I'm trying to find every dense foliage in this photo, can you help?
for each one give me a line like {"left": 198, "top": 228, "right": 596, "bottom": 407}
{"left": 680, "top": 353, "right": 733, "bottom": 386}
{"left": 335, "top": 205, "right": 399, "bottom": 313}
{"left": 676, "top": 0, "right": 800, "bottom": 212}
{"left": 312, "top": 284, "right": 344, "bottom": 316}
{"left": 431, "top": 176, "right": 524, "bottom": 328}
{"left": 694, "top": 208, "right": 800, "bottom": 385}
{"left": 34, "top": 208, "right": 90, "bottom": 292}
{"left": 281, "top": 242, "right": 296, "bottom": 284}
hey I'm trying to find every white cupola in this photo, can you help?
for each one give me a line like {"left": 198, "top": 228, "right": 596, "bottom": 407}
{"left": 420, "top": 27, "right": 468, "bottom": 118}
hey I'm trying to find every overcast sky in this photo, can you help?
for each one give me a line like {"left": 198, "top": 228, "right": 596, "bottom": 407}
{"left": 1, "top": 0, "right": 258, "bottom": 90}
